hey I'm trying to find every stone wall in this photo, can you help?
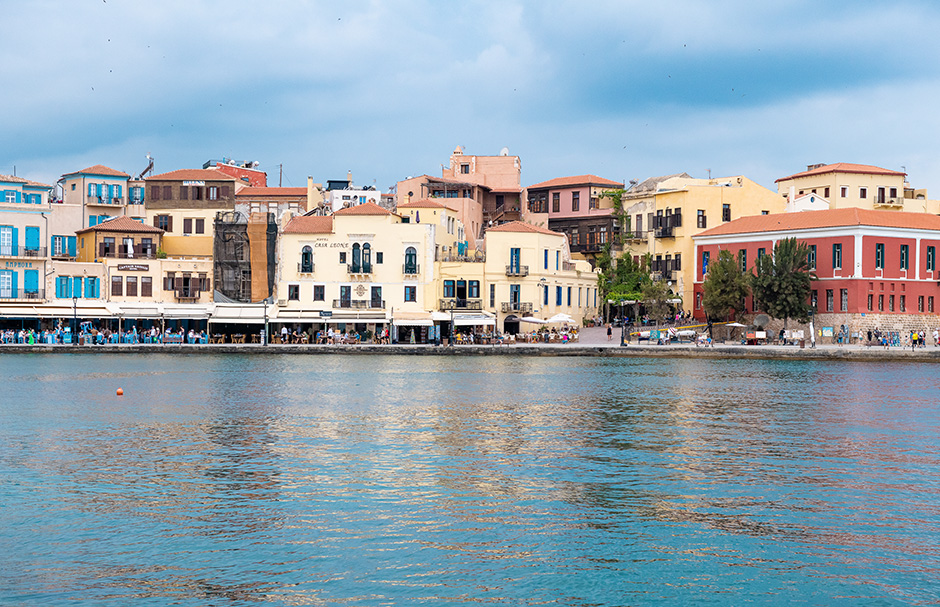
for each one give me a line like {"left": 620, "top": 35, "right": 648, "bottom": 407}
{"left": 738, "top": 312, "right": 940, "bottom": 345}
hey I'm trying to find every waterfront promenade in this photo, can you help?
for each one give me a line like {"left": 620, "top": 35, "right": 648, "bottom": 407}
{"left": 3, "top": 326, "right": 939, "bottom": 361}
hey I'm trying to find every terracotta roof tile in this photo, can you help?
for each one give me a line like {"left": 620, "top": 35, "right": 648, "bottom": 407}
{"left": 64, "top": 164, "right": 130, "bottom": 178}
{"left": 333, "top": 201, "right": 392, "bottom": 216}
{"left": 527, "top": 174, "right": 623, "bottom": 190}
{"left": 775, "top": 163, "right": 906, "bottom": 183}
{"left": 146, "top": 168, "right": 235, "bottom": 181}
{"left": 0, "top": 174, "right": 27, "bottom": 184}
{"left": 76, "top": 216, "right": 164, "bottom": 235}
{"left": 283, "top": 215, "right": 334, "bottom": 234}
{"left": 397, "top": 198, "right": 448, "bottom": 209}
{"left": 235, "top": 187, "right": 308, "bottom": 197}
{"left": 696, "top": 208, "right": 940, "bottom": 238}
{"left": 486, "top": 220, "right": 560, "bottom": 236}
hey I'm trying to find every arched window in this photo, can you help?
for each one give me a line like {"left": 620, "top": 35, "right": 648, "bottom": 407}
{"left": 404, "top": 246, "right": 417, "bottom": 274}
{"left": 351, "top": 243, "right": 361, "bottom": 272}
{"left": 362, "top": 243, "right": 372, "bottom": 272}
{"left": 300, "top": 246, "right": 313, "bottom": 273}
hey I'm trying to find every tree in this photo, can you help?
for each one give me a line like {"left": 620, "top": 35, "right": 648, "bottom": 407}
{"left": 597, "top": 243, "right": 651, "bottom": 319}
{"left": 750, "top": 237, "right": 815, "bottom": 328}
{"left": 641, "top": 279, "right": 674, "bottom": 324}
{"left": 702, "top": 249, "right": 751, "bottom": 323}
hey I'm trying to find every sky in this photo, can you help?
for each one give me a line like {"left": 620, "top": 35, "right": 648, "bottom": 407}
{"left": 4, "top": 0, "right": 940, "bottom": 196}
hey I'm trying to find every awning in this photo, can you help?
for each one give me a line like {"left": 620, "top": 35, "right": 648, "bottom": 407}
{"left": 210, "top": 303, "right": 268, "bottom": 324}
{"left": 520, "top": 316, "right": 548, "bottom": 324}
{"left": 393, "top": 311, "right": 434, "bottom": 327}
{"left": 452, "top": 313, "right": 495, "bottom": 327}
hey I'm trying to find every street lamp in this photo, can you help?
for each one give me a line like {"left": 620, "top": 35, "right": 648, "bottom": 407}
{"left": 72, "top": 295, "right": 78, "bottom": 344}
{"left": 263, "top": 299, "right": 269, "bottom": 346}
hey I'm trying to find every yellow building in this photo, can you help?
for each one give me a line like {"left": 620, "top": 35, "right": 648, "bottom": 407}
{"left": 621, "top": 174, "right": 786, "bottom": 310}
{"left": 75, "top": 216, "right": 213, "bottom": 304}
{"left": 396, "top": 198, "right": 469, "bottom": 258}
{"left": 775, "top": 162, "right": 940, "bottom": 214}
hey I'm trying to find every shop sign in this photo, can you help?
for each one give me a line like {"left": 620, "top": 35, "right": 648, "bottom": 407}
{"left": 118, "top": 264, "right": 149, "bottom": 271}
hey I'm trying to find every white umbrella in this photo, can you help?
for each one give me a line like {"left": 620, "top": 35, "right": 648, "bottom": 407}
{"left": 547, "top": 313, "right": 574, "bottom": 324}
{"left": 726, "top": 322, "right": 747, "bottom": 327}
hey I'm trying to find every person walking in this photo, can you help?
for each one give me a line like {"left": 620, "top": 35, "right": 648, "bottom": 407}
{"left": 606, "top": 323, "right": 612, "bottom": 342}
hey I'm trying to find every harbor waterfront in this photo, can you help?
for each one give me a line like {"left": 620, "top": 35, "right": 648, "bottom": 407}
{"left": 2, "top": 353, "right": 939, "bottom": 605}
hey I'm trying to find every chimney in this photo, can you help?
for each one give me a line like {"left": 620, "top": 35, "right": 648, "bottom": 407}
{"left": 346, "top": 170, "right": 352, "bottom": 184}
{"left": 307, "top": 176, "right": 314, "bottom": 211}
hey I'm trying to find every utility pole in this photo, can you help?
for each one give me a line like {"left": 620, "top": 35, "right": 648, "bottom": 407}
{"left": 279, "top": 164, "right": 283, "bottom": 187}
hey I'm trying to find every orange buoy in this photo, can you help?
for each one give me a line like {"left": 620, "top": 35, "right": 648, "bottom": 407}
{"left": 116, "top": 388, "right": 124, "bottom": 396}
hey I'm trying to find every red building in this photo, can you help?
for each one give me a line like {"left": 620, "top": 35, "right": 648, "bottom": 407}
{"left": 692, "top": 208, "right": 940, "bottom": 332}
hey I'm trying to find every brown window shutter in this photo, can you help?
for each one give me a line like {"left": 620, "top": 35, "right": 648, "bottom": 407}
{"left": 163, "top": 186, "right": 171, "bottom": 199}
{"left": 151, "top": 185, "right": 160, "bottom": 200}
{"left": 221, "top": 186, "right": 230, "bottom": 198}
{"left": 195, "top": 218, "right": 205, "bottom": 234}
{"left": 183, "top": 218, "right": 192, "bottom": 234}
{"left": 180, "top": 186, "right": 188, "bottom": 200}
{"left": 175, "top": 276, "right": 183, "bottom": 291}
{"left": 168, "top": 215, "right": 173, "bottom": 232}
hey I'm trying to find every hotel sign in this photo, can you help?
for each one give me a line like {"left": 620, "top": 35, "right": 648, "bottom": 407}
{"left": 118, "top": 264, "right": 149, "bottom": 271}
{"left": 183, "top": 180, "right": 205, "bottom": 186}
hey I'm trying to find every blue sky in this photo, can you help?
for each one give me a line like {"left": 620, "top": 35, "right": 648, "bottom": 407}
{"left": 4, "top": 0, "right": 940, "bottom": 195}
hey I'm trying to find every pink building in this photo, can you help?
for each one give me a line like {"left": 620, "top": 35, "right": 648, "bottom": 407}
{"left": 526, "top": 175, "right": 623, "bottom": 257}
{"left": 692, "top": 208, "right": 940, "bottom": 334}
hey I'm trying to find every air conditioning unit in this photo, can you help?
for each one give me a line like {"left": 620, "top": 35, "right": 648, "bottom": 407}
{"left": 277, "top": 299, "right": 286, "bottom": 306}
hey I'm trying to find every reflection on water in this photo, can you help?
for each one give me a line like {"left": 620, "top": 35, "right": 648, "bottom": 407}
{"left": 2, "top": 354, "right": 939, "bottom": 605}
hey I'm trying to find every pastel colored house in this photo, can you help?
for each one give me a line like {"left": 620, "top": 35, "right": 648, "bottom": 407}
{"left": 0, "top": 174, "right": 52, "bottom": 301}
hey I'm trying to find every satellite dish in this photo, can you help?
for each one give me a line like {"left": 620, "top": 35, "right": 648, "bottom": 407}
{"left": 753, "top": 314, "right": 770, "bottom": 328}
{"left": 499, "top": 147, "right": 509, "bottom": 156}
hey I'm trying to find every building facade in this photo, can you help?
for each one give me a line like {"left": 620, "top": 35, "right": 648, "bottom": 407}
{"left": 0, "top": 174, "right": 52, "bottom": 302}
{"left": 692, "top": 208, "right": 940, "bottom": 336}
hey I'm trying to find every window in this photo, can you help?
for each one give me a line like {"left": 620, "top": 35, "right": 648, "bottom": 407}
{"left": 443, "top": 280, "right": 455, "bottom": 298}
{"left": 889, "top": 294, "right": 895, "bottom": 311}
{"left": 878, "top": 294, "right": 884, "bottom": 311}
{"left": 192, "top": 186, "right": 202, "bottom": 200}
{"left": 832, "top": 243, "right": 842, "bottom": 269}
{"left": 362, "top": 243, "right": 372, "bottom": 272}
{"left": 824, "top": 187, "right": 830, "bottom": 198}
{"left": 808, "top": 245, "right": 817, "bottom": 269}
{"left": 900, "top": 294, "right": 906, "bottom": 312}
{"left": 339, "top": 251, "right": 346, "bottom": 264}
{"left": 300, "top": 246, "right": 313, "bottom": 272}
{"left": 571, "top": 191, "right": 580, "bottom": 212}
{"left": 555, "top": 285, "right": 562, "bottom": 306}
{"left": 469, "top": 280, "right": 480, "bottom": 298}
{"left": 875, "top": 243, "right": 885, "bottom": 269}
{"left": 162, "top": 185, "right": 172, "bottom": 199}
{"left": 696, "top": 292, "right": 702, "bottom": 310}
{"left": 722, "top": 204, "right": 731, "bottom": 222}
{"left": 141, "top": 276, "right": 152, "bottom": 297}
{"left": 919, "top": 295, "right": 925, "bottom": 312}
{"left": 928, "top": 246, "right": 936, "bottom": 272}
{"left": 404, "top": 247, "right": 417, "bottom": 274}
{"left": 288, "top": 284, "right": 299, "bottom": 301}
{"left": 840, "top": 186, "right": 847, "bottom": 198}
{"left": 156, "top": 215, "right": 172, "bottom": 232}
{"left": 313, "top": 285, "right": 325, "bottom": 301}
{"left": 209, "top": 186, "right": 219, "bottom": 201}
{"left": 840, "top": 289, "right": 848, "bottom": 312}
{"left": 460, "top": 163, "right": 470, "bottom": 174}
{"left": 552, "top": 193, "right": 560, "bottom": 213}
{"left": 739, "top": 249, "right": 747, "bottom": 272}
{"left": 567, "top": 286, "right": 572, "bottom": 306}
{"left": 900, "top": 244, "right": 909, "bottom": 270}
{"left": 339, "top": 285, "right": 351, "bottom": 306}
{"left": 376, "top": 252, "right": 383, "bottom": 264}
{"left": 543, "top": 249, "right": 548, "bottom": 270}
{"left": 126, "top": 276, "right": 138, "bottom": 297}
{"left": 404, "top": 285, "right": 416, "bottom": 302}
{"left": 636, "top": 214, "right": 643, "bottom": 234}
{"left": 371, "top": 286, "right": 382, "bottom": 307}
{"left": 183, "top": 218, "right": 193, "bottom": 234}
{"left": 826, "top": 289, "right": 834, "bottom": 312}
{"left": 757, "top": 247, "right": 766, "bottom": 260}
{"left": 195, "top": 218, "right": 205, "bottom": 234}
{"left": 151, "top": 185, "right": 160, "bottom": 200}
{"left": 867, "top": 293, "right": 873, "bottom": 312}
{"left": 674, "top": 254, "right": 681, "bottom": 270}
{"left": 930, "top": 296, "right": 935, "bottom": 313}
{"left": 164, "top": 272, "right": 175, "bottom": 291}
{"left": 180, "top": 186, "right": 188, "bottom": 200}
{"left": 890, "top": 187, "right": 898, "bottom": 199}
{"left": 555, "top": 250, "right": 560, "bottom": 270}
{"left": 351, "top": 243, "right": 361, "bottom": 272}
{"left": 489, "top": 284, "right": 496, "bottom": 308}
{"left": 697, "top": 210, "right": 707, "bottom": 229}
{"left": 589, "top": 195, "right": 598, "bottom": 210}
{"left": 702, "top": 251, "right": 710, "bottom": 275}
{"left": 111, "top": 276, "right": 123, "bottom": 297}
{"left": 877, "top": 187, "right": 886, "bottom": 203}
{"left": 860, "top": 187, "right": 867, "bottom": 199}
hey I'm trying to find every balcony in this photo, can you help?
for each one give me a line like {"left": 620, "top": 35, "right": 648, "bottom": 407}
{"left": 333, "top": 299, "right": 386, "bottom": 309}
{"left": 874, "top": 197, "right": 904, "bottom": 208}
{"left": 297, "top": 263, "right": 315, "bottom": 274}
{"left": 506, "top": 264, "right": 528, "bottom": 277}
{"left": 402, "top": 263, "right": 420, "bottom": 276}
{"left": 0, "top": 288, "right": 45, "bottom": 301}
{"left": 0, "top": 246, "right": 47, "bottom": 259}
{"left": 347, "top": 264, "right": 373, "bottom": 275}
{"left": 622, "top": 231, "right": 647, "bottom": 241}
{"left": 87, "top": 196, "right": 124, "bottom": 206}
{"left": 439, "top": 298, "right": 483, "bottom": 311}
{"left": 175, "top": 288, "right": 201, "bottom": 301}
{"left": 501, "top": 301, "right": 533, "bottom": 314}
{"left": 98, "top": 243, "right": 156, "bottom": 259}
{"left": 437, "top": 252, "right": 485, "bottom": 262}
{"left": 654, "top": 226, "right": 674, "bottom": 238}
{"left": 562, "top": 261, "right": 576, "bottom": 271}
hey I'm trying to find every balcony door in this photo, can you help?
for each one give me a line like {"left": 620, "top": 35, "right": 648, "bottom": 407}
{"left": 0, "top": 227, "right": 12, "bottom": 256}
{"left": 123, "top": 237, "right": 134, "bottom": 258}
{"left": 510, "top": 284, "right": 520, "bottom": 309}
{"left": 509, "top": 248, "right": 520, "bottom": 273}
{"left": 340, "top": 285, "right": 351, "bottom": 307}
{"left": 0, "top": 271, "right": 12, "bottom": 298}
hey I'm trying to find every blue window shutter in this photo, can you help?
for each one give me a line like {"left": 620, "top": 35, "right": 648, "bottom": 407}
{"left": 55, "top": 277, "right": 63, "bottom": 298}
{"left": 73, "top": 277, "right": 83, "bottom": 298}
{"left": 11, "top": 271, "right": 18, "bottom": 296}
{"left": 67, "top": 236, "right": 76, "bottom": 257}
{"left": 11, "top": 227, "right": 17, "bottom": 251}
{"left": 15, "top": 191, "right": 21, "bottom": 203}
{"left": 51, "top": 235, "right": 55, "bottom": 252}
{"left": 24, "top": 270, "right": 38, "bottom": 293}
{"left": 94, "top": 277, "right": 99, "bottom": 298}
{"left": 25, "top": 226, "right": 39, "bottom": 250}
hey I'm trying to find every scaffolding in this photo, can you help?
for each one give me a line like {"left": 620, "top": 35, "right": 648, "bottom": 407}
{"left": 213, "top": 211, "right": 276, "bottom": 303}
